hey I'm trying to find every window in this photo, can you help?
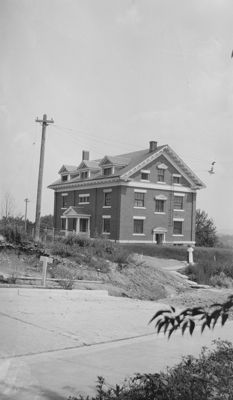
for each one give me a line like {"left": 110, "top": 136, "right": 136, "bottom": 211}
{"left": 61, "top": 218, "right": 66, "bottom": 230}
{"left": 173, "top": 175, "right": 181, "bottom": 184}
{"left": 134, "top": 219, "right": 144, "bottom": 234}
{"left": 134, "top": 192, "right": 144, "bottom": 207}
{"left": 155, "top": 199, "right": 165, "bottom": 213}
{"left": 173, "top": 221, "right": 182, "bottom": 235}
{"left": 79, "top": 194, "right": 90, "bottom": 204}
{"left": 80, "top": 218, "right": 89, "bottom": 232}
{"left": 62, "top": 196, "right": 68, "bottom": 208}
{"left": 81, "top": 171, "right": 89, "bottom": 179}
{"left": 62, "top": 175, "right": 68, "bottom": 182}
{"left": 104, "top": 192, "right": 111, "bottom": 207}
{"left": 103, "top": 218, "right": 110, "bottom": 233}
{"left": 158, "top": 168, "right": 165, "bottom": 182}
{"left": 103, "top": 167, "right": 112, "bottom": 176}
{"left": 141, "top": 172, "right": 149, "bottom": 181}
{"left": 174, "top": 196, "right": 183, "bottom": 210}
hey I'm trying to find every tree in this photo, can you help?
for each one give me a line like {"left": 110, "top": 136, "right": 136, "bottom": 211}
{"left": 195, "top": 209, "right": 218, "bottom": 247}
{"left": 150, "top": 295, "right": 233, "bottom": 338}
{"left": 40, "top": 214, "right": 54, "bottom": 229}
{"left": 1, "top": 192, "right": 15, "bottom": 226}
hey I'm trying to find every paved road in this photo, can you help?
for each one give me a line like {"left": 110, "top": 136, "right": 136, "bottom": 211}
{"left": 0, "top": 288, "right": 232, "bottom": 400}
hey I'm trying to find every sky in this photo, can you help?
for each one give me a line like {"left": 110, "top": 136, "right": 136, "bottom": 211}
{"left": 0, "top": 0, "right": 233, "bottom": 234}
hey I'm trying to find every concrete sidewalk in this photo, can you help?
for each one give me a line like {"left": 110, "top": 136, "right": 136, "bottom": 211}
{"left": 0, "top": 288, "right": 232, "bottom": 400}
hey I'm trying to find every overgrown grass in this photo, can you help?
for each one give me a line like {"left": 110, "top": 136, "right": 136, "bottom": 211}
{"left": 50, "top": 235, "right": 130, "bottom": 268}
{"left": 120, "top": 243, "right": 233, "bottom": 264}
{"left": 68, "top": 340, "right": 233, "bottom": 400}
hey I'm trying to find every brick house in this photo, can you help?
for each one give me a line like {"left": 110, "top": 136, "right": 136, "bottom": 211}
{"left": 49, "top": 141, "right": 205, "bottom": 245}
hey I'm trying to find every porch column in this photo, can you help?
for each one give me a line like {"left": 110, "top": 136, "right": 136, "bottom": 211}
{"left": 76, "top": 217, "right": 80, "bottom": 234}
{"left": 87, "top": 218, "right": 90, "bottom": 237}
{"left": 65, "top": 218, "right": 68, "bottom": 236}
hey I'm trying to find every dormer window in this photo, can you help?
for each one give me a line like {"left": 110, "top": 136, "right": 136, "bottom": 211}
{"left": 61, "top": 175, "right": 68, "bottom": 182}
{"left": 141, "top": 170, "right": 150, "bottom": 181}
{"left": 103, "top": 167, "right": 112, "bottom": 176}
{"left": 80, "top": 171, "right": 89, "bottom": 180}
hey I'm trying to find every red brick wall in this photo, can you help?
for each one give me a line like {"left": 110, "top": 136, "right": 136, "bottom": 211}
{"left": 118, "top": 186, "right": 196, "bottom": 243}
{"left": 54, "top": 186, "right": 121, "bottom": 240}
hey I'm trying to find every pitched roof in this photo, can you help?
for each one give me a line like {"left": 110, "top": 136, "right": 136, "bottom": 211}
{"left": 77, "top": 160, "right": 100, "bottom": 170}
{"left": 49, "top": 143, "right": 205, "bottom": 189}
{"left": 99, "top": 155, "right": 130, "bottom": 167}
{"left": 58, "top": 165, "right": 78, "bottom": 174}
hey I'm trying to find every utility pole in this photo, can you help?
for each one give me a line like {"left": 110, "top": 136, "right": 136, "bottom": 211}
{"left": 34, "top": 114, "right": 54, "bottom": 241}
{"left": 24, "top": 198, "right": 29, "bottom": 232}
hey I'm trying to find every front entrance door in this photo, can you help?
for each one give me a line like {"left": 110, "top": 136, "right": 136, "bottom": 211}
{"left": 72, "top": 218, "right": 77, "bottom": 232}
{"left": 155, "top": 233, "right": 163, "bottom": 245}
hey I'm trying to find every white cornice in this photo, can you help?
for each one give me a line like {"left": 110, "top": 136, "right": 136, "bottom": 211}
{"left": 50, "top": 179, "right": 197, "bottom": 193}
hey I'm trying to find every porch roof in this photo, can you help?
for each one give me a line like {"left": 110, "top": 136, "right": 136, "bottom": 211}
{"left": 61, "top": 206, "right": 91, "bottom": 218}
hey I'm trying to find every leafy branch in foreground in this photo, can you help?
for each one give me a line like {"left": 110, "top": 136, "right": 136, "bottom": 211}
{"left": 149, "top": 295, "right": 233, "bottom": 338}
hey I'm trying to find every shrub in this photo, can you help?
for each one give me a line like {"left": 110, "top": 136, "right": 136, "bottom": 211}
{"left": 63, "top": 234, "right": 91, "bottom": 247}
{"left": 68, "top": 340, "right": 233, "bottom": 400}
{"left": 50, "top": 263, "right": 76, "bottom": 290}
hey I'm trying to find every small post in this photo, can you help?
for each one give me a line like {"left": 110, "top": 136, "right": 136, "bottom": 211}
{"left": 40, "top": 256, "right": 53, "bottom": 287}
{"left": 187, "top": 245, "right": 194, "bottom": 265}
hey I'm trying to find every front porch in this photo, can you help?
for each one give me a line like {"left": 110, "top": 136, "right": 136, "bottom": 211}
{"left": 61, "top": 206, "right": 91, "bottom": 237}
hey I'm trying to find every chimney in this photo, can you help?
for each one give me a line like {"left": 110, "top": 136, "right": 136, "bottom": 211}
{"left": 82, "top": 150, "right": 89, "bottom": 161}
{"left": 149, "top": 141, "right": 157, "bottom": 152}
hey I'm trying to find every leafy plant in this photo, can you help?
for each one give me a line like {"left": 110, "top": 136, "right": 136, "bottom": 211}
{"left": 150, "top": 295, "right": 233, "bottom": 338}
{"left": 68, "top": 340, "right": 233, "bottom": 400}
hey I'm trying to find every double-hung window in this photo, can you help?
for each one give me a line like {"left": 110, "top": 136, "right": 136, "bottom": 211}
{"left": 140, "top": 170, "right": 150, "bottom": 181}
{"left": 102, "top": 216, "right": 111, "bottom": 234}
{"left": 173, "top": 175, "right": 181, "bottom": 184}
{"left": 133, "top": 219, "right": 144, "bottom": 234}
{"left": 174, "top": 196, "right": 183, "bottom": 210}
{"left": 103, "top": 167, "right": 112, "bottom": 176}
{"left": 155, "top": 199, "right": 165, "bottom": 213}
{"left": 134, "top": 192, "right": 144, "bottom": 207}
{"left": 158, "top": 168, "right": 165, "bottom": 182}
{"left": 81, "top": 171, "right": 89, "bottom": 179}
{"left": 104, "top": 192, "right": 111, "bottom": 207}
{"left": 173, "top": 221, "right": 183, "bottom": 235}
{"left": 62, "top": 195, "right": 68, "bottom": 208}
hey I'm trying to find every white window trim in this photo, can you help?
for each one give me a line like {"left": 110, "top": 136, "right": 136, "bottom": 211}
{"left": 78, "top": 202, "right": 90, "bottom": 205}
{"left": 155, "top": 195, "right": 167, "bottom": 200}
{"left": 140, "top": 179, "right": 150, "bottom": 182}
{"left": 157, "top": 163, "right": 168, "bottom": 170}
{"left": 103, "top": 205, "right": 111, "bottom": 208}
{"left": 174, "top": 193, "right": 185, "bottom": 197}
{"left": 172, "top": 234, "right": 184, "bottom": 237}
{"left": 134, "top": 189, "right": 147, "bottom": 193}
{"left": 141, "top": 169, "right": 150, "bottom": 173}
{"left": 173, "top": 174, "right": 181, "bottom": 177}
{"left": 174, "top": 209, "right": 184, "bottom": 212}
{"left": 102, "top": 232, "right": 111, "bottom": 235}
{"left": 79, "top": 193, "right": 90, "bottom": 198}
{"left": 134, "top": 206, "right": 146, "bottom": 209}
{"left": 173, "top": 218, "right": 184, "bottom": 221}
{"left": 103, "top": 188, "right": 112, "bottom": 193}
{"left": 157, "top": 181, "right": 166, "bottom": 184}
{"left": 154, "top": 212, "right": 165, "bottom": 215}
{"left": 133, "top": 233, "right": 145, "bottom": 236}
{"left": 133, "top": 216, "right": 146, "bottom": 220}
{"left": 102, "top": 215, "right": 111, "bottom": 219}
{"left": 61, "top": 193, "right": 68, "bottom": 196}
